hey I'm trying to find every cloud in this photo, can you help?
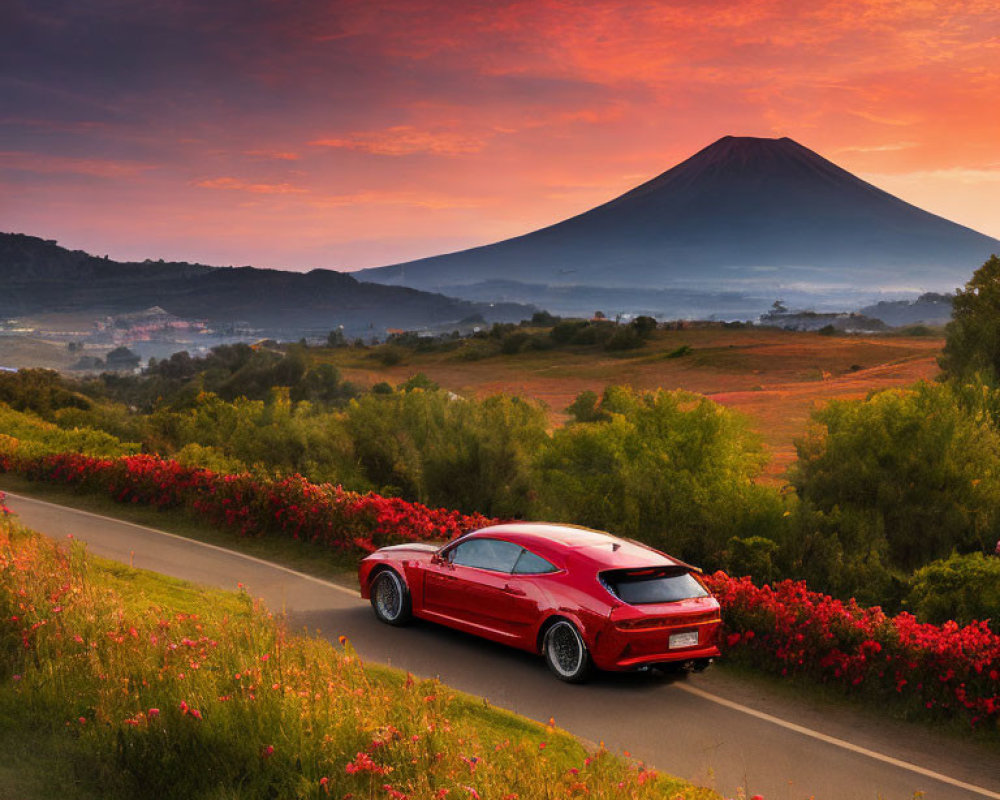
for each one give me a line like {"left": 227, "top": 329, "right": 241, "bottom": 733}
{"left": 311, "top": 125, "right": 492, "bottom": 156}
{"left": 836, "top": 141, "right": 919, "bottom": 154}
{"left": 866, "top": 166, "right": 1000, "bottom": 185}
{"left": 0, "top": 150, "right": 154, "bottom": 178}
{"left": 309, "top": 189, "right": 485, "bottom": 210}
{"left": 195, "top": 176, "right": 308, "bottom": 194}
{"left": 243, "top": 150, "right": 301, "bottom": 161}
{"left": 193, "top": 175, "right": 483, "bottom": 210}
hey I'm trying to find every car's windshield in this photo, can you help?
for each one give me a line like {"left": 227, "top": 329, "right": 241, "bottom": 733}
{"left": 601, "top": 567, "right": 709, "bottom": 604}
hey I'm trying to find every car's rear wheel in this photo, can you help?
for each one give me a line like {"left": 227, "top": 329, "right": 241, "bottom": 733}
{"left": 370, "top": 569, "right": 412, "bottom": 626}
{"left": 543, "top": 620, "right": 590, "bottom": 682}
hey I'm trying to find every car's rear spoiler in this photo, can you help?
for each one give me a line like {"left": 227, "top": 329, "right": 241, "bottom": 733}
{"left": 619, "top": 537, "right": 704, "bottom": 574}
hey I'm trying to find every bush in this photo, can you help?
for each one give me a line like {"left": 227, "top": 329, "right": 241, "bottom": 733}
{"left": 666, "top": 345, "right": 693, "bottom": 359}
{"left": 343, "top": 390, "right": 548, "bottom": 515}
{"left": 772, "top": 499, "right": 903, "bottom": 609}
{"left": 940, "top": 254, "right": 1000, "bottom": 381}
{"left": 533, "top": 386, "right": 783, "bottom": 567}
{"left": 565, "top": 390, "right": 609, "bottom": 424}
{"left": 377, "top": 346, "right": 405, "bottom": 366}
{"left": 0, "top": 368, "right": 91, "bottom": 416}
{"left": 725, "top": 536, "right": 780, "bottom": 585}
{"left": 709, "top": 571, "right": 1000, "bottom": 727}
{"left": 0, "top": 404, "right": 138, "bottom": 460}
{"left": 791, "top": 382, "right": 1000, "bottom": 570}
{"left": 907, "top": 552, "right": 1000, "bottom": 630}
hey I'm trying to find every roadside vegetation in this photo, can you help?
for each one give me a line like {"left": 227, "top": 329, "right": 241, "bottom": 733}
{"left": 0, "top": 256, "right": 999, "bottom": 730}
{"left": 0, "top": 512, "right": 716, "bottom": 800}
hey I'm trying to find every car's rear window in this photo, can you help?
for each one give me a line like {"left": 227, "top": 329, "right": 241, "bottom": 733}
{"left": 601, "top": 567, "right": 709, "bottom": 604}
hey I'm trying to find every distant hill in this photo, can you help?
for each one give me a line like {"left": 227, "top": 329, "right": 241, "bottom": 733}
{"left": 358, "top": 136, "right": 999, "bottom": 317}
{"left": 0, "top": 233, "right": 532, "bottom": 336}
{"left": 858, "top": 293, "right": 953, "bottom": 328}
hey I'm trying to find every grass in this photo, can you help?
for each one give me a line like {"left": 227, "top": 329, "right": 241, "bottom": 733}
{"left": 0, "top": 517, "right": 719, "bottom": 800}
{"left": 0, "top": 474, "right": 362, "bottom": 590}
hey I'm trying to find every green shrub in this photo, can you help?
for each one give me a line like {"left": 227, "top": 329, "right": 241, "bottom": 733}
{"left": 725, "top": 536, "right": 780, "bottom": 585}
{"left": 791, "top": 382, "right": 1000, "bottom": 570}
{"left": 344, "top": 390, "right": 548, "bottom": 515}
{"left": 940, "top": 254, "right": 1000, "bottom": 381}
{"left": 0, "top": 404, "right": 137, "bottom": 460}
{"left": 533, "top": 386, "right": 783, "bottom": 567}
{"left": 907, "top": 552, "right": 1000, "bottom": 630}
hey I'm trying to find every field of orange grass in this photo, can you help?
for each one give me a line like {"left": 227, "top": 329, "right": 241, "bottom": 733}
{"left": 320, "top": 327, "right": 943, "bottom": 482}
{"left": 0, "top": 511, "right": 719, "bottom": 800}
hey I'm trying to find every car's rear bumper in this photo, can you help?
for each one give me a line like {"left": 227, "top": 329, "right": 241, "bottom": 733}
{"left": 591, "top": 620, "right": 722, "bottom": 671}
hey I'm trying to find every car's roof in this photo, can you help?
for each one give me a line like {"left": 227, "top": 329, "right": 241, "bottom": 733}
{"left": 466, "top": 523, "right": 682, "bottom": 570}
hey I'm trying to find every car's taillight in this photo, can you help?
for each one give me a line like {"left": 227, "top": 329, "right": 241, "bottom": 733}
{"left": 616, "top": 617, "right": 671, "bottom": 630}
{"left": 616, "top": 610, "right": 720, "bottom": 630}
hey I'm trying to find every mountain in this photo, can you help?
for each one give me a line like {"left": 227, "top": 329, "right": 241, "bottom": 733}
{"left": 0, "top": 233, "right": 532, "bottom": 336}
{"left": 358, "top": 136, "right": 999, "bottom": 317}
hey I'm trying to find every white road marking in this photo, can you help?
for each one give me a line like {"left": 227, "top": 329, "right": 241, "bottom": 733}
{"left": 2, "top": 491, "right": 359, "bottom": 597}
{"left": 677, "top": 684, "right": 1000, "bottom": 799}
{"left": 6, "top": 490, "right": 998, "bottom": 798}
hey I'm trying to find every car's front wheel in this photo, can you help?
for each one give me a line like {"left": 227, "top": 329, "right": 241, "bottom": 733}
{"left": 543, "top": 620, "right": 590, "bottom": 682}
{"left": 370, "top": 569, "right": 412, "bottom": 626}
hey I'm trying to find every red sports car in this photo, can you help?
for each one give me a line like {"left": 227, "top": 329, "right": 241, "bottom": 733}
{"left": 358, "top": 523, "right": 721, "bottom": 681}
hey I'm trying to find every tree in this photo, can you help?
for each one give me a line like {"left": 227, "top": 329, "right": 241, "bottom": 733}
{"left": 105, "top": 347, "right": 141, "bottom": 371}
{"left": 940, "top": 255, "right": 1000, "bottom": 381}
{"left": 791, "top": 382, "right": 1000, "bottom": 570}
{"left": 343, "top": 390, "right": 547, "bottom": 514}
{"left": 533, "top": 386, "right": 781, "bottom": 566}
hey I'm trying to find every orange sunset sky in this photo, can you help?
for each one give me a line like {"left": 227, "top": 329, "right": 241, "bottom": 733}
{"left": 2, "top": 0, "right": 998, "bottom": 272}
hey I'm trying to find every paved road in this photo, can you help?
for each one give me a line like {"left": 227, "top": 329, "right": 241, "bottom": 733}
{"left": 5, "top": 491, "right": 1000, "bottom": 800}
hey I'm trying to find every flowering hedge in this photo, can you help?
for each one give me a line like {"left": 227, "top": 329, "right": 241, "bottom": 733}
{"left": 1, "top": 450, "right": 496, "bottom": 554}
{"left": 706, "top": 573, "right": 1000, "bottom": 728}
{"left": 4, "top": 440, "right": 999, "bottom": 729}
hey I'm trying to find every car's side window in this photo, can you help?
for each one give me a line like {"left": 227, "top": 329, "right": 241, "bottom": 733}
{"left": 449, "top": 538, "right": 522, "bottom": 573}
{"left": 512, "top": 548, "right": 557, "bottom": 575}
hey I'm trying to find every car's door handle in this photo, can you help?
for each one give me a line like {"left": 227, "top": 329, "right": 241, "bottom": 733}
{"left": 437, "top": 574, "right": 457, "bottom": 581}
{"left": 503, "top": 584, "right": 526, "bottom": 596}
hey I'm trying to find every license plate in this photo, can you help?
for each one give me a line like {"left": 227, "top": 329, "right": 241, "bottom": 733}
{"left": 669, "top": 631, "right": 698, "bottom": 649}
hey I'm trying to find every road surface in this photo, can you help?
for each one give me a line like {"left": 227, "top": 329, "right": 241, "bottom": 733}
{"left": 4, "top": 491, "right": 999, "bottom": 800}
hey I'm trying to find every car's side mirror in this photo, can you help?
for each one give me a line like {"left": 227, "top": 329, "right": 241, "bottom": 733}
{"left": 430, "top": 552, "right": 444, "bottom": 565}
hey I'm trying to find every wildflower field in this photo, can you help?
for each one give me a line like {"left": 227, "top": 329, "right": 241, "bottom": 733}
{"left": 0, "top": 505, "right": 715, "bottom": 800}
